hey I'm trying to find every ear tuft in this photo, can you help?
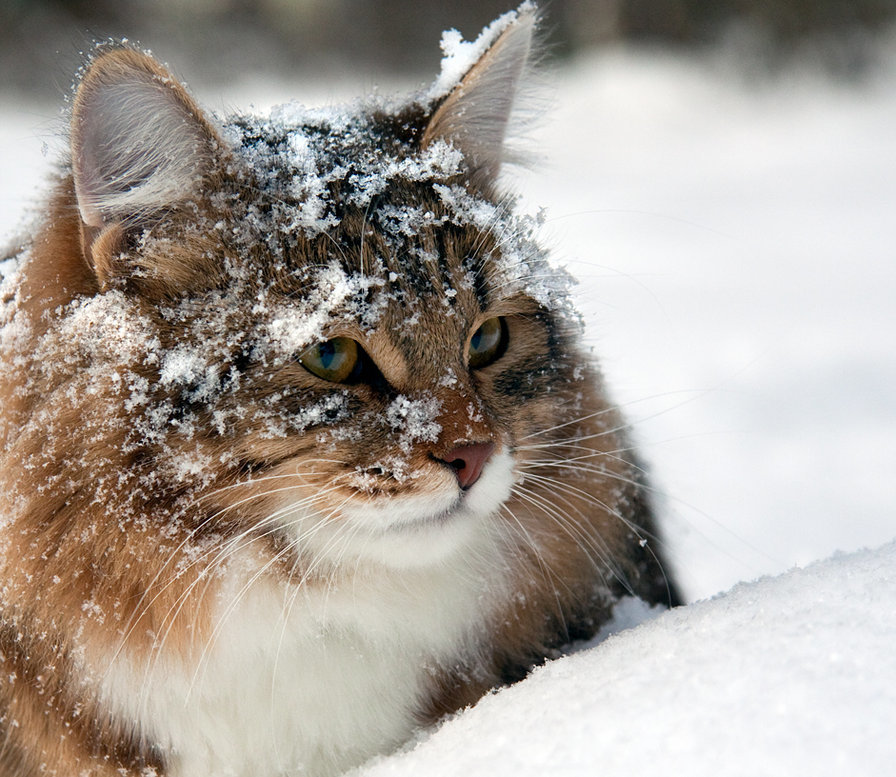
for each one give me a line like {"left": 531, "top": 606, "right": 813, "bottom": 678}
{"left": 422, "top": 4, "right": 538, "bottom": 193}
{"left": 72, "top": 46, "right": 219, "bottom": 229}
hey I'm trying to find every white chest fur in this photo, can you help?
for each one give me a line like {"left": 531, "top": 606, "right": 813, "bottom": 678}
{"left": 96, "top": 523, "right": 511, "bottom": 777}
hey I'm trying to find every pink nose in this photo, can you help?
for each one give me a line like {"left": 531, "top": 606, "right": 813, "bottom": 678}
{"left": 437, "top": 442, "right": 495, "bottom": 490}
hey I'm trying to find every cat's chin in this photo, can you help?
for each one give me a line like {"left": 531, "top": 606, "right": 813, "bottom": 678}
{"left": 284, "top": 449, "right": 516, "bottom": 569}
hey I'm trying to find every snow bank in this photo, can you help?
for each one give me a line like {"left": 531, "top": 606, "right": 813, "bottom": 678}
{"left": 357, "top": 540, "right": 896, "bottom": 776}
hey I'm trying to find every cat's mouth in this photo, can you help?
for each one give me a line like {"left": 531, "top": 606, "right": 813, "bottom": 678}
{"left": 418, "top": 497, "right": 466, "bottom": 525}
{"left": 376, "top": 493, "right": 471, "bottom": 532}
{"left": 278, "top": 448, "right": 516, "bottom": 568}
{"left": 336, "top": 488, "right": 473, "bottom": 544}
{"left": 347, "top": 448, "right": 514, "bottom": 527}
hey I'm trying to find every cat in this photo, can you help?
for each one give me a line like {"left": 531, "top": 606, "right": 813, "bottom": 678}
{"left": 0, "top": 5, "right": 679, "bottom": 777}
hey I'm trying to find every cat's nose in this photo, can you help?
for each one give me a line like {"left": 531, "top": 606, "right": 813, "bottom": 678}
{"left": 436, "top": 442, "right": 495, "bottom": 490}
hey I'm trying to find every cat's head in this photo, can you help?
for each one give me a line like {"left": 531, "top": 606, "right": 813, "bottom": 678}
{"left": 50, "top": 4, "right": 608, "bottom": 570}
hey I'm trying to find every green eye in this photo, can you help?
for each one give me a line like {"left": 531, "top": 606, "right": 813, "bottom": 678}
{"left": 299, "top": 337, "right": 361, "bottom": 383}
{"left": 468, "top": 316, "right": 508, "bottom": 369}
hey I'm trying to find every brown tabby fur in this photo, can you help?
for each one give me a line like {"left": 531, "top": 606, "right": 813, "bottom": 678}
{"left": 0, "top": 9, "right": 678, "bottom": 776}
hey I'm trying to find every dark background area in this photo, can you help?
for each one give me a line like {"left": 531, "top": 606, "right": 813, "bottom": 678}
{"left": 2, "top": 0, "right": 895, "bottom": 98}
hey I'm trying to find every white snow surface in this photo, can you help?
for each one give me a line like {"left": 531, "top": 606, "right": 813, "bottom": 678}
{"left": 2, "top": 39, "right": 895, "bottom": 777}
{"left": 355, "top": 540, "right": 896, "bottom": 777}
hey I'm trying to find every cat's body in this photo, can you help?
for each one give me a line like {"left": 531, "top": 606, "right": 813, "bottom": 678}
{"left": 0, "top": 6, "right": 678, "bottom": 776}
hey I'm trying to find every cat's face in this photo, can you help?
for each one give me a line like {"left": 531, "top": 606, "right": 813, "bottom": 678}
{"left": 35, "top": 13, "right": 601, "bottom": 573}
{"left": 78, "top": 117, "right": 584, "bottom": 570}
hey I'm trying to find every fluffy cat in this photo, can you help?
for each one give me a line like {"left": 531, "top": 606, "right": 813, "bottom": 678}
{"left": 0, "top": 5, "right": 679, "bottom": 776}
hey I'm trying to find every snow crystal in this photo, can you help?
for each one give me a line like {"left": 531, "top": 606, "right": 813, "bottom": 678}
{"left": 432, "top": 183, "right": 573, "bottom": 312}
{"left": 427, "top": 3, "right": 535, "bottom": 101}
{"left": 52, "top": 290, "right": 161, "bottom": 366}
{"left": 346, "top": 141, "right": 464, "bottom": 210}
{"left": 159, "top": 347, "right": 219, "bottom": 402}
{"left": 0, "top": 253, "right": 22, "bottom": 283}
{"left": 385, "top": 395, "right": 442, "bottom": 453}
{"left": 164, "top": 447, "right": 214, "bottom": 483}
{"left": 261, "top": 264, "right": 385, "bottom": 360}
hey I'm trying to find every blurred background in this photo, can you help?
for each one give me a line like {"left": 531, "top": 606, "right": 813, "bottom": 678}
{"left": 2, "top": 0, "right": 895, "bottom": 96}
{"left": 1, "top": 1, "right": 895, "bottom": 601}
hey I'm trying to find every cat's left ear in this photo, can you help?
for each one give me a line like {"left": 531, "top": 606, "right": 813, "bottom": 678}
{"left": 71, "top": 45, "right": 221, "bottom": 281}
{"left": 421, "top": 5, "right": 537, "bottom": 193}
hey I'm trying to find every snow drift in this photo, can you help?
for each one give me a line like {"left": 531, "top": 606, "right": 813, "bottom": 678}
{"left": 357, "top": 540, "right": 896, "bottom": 776}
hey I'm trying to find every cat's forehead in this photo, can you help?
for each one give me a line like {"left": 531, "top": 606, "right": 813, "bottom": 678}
{"left": 207, "top": 100, "right": 574, "bottom": 347}
{"left": 222, "top": 101, "right": 463, "bottom": 231}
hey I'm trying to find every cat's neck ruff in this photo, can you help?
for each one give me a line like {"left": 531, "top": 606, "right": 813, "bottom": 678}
{"left": 95, "top": 453, "right": 517, "bottom": 777}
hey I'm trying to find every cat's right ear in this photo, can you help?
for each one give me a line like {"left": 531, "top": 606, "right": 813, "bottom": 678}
{"left": 71, "top": 46, "right": 220, "bottom": 283}
{"left": 421, "top": 5, "right": 537, "bottom": 195}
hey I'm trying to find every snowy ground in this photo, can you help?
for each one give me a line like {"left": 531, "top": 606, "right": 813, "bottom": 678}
{"left": 354, "top": 540, "right": 896, "bottom": 777}
{"left": 2, "top": 39, "right": 895, "bottom": 775}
